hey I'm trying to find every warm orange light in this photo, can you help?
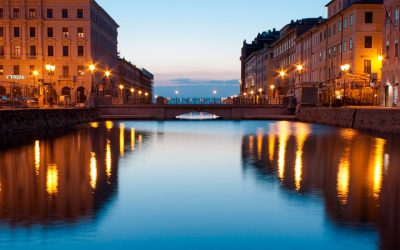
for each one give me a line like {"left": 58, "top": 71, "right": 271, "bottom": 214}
{"left": 105, "top": 70, "right": 111, "bottom": 78}
{"left": 119, "top": 84, "right": 124, "bottom": 90}
{"left": 33, "top": 70, "right": 39, "bottom": 76}
{"left": 130, "top": 88, "right": 135, "bottom": 93}
{"left": 296, "top": 64, "right": 303, "bottom": 72}
{"left": 138, "top": 90, "right": 142, "bottom": 95}
{"left": 45, "top": 64, "right": 55, "bottom": 72}
{"left": 279, "top": 70, "right": 286, "bottom": 78}
{"left": 270, "top": 85, "right": 275, "bottom": 90}
{"left": 341, "top": 64, "right": 350, "bottom": 72}
{"left": 378, "top": 55, "right": 384, "bottom": 62}
{"left": 258, "top": 88, "right": 263, "bottom": 93}
{"left": 250, "top": 90, "right": 254, "bottom": 95}
{"left": 89, "top": 64, "right": 95, "bottom": 72}
{"left": 145, "top": 92, "right": 149, "bottom": 97}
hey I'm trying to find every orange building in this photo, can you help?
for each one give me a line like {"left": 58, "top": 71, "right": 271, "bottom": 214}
{"left": 382, "top": 0, "right": 400, "bottom": 107}
{"left": 295, "top": 0, "right": 384, "bottom": 106}
{"left": 0, "top": 0, "right": 119, "bottom": 106}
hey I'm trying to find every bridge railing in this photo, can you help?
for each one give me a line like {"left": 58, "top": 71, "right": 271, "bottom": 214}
{"left": 122, "top": 97, "right": 282, "bottom": 106}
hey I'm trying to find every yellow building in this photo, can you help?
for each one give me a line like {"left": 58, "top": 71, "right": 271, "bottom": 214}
{"left": 0, "top": 0, "right": 119, "bottom": 106}
{"left": 295, "top": 0, "right": 384, "bottom": 106}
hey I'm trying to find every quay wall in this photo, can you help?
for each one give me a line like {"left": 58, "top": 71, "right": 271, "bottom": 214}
{"left": 0, "top": 109, "right": 100, "bottom": 135}
{"left": 297, "top": 107, "right": 400, "bottom": 133}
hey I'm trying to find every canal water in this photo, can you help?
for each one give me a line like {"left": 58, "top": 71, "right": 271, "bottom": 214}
{"left": 0, "top": 121, "right": 398, "bottom": 249}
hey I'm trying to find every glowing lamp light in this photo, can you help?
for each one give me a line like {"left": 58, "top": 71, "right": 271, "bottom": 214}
{"left": 33, "top": 70, "right": 39, "bottom": 76}
{"left": 296, "top": 64, "right": 303, "bottom": 72}
{"left": 119, "top": 84, "right": 124, "bottom": 90}
{"left": 130, "top": 88, "right": 135, "bottom": 93}
{"left": 138, "top": 90, "right": 142, "bottom": 95}
{"left": 175, "top": 90, "right": 179, "bottom": 95}
{"left": 279, "top": 70, "right": 286, "bottom": 78}
{"left": 89, "top": 64, "right": 95, "bottom": 72}
{"left": 378, "top": 55, "right": 384, "bottom": 62}
{"left": 145, "top": 92, "right": 149, "bottom": 97}
{"left": 341, "top": 64, "right": 350, "bottom": 72}
{"left": 270, "top": 85, "right": 275, "bottom": 90}
{"left": 105, "top": 70, "right": 111, "bottom": 78}
{"left": 258, "top": 88, "right": 263, "bottom": 93}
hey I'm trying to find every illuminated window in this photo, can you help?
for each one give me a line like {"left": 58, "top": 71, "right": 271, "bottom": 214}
{"left": 78, "top": 65, "right": 84, "bottom": 76}
{"left": 62, "top": 27, "right": 69, "bottom": 38}
{"left": 0, "top": 65, "right": 3, "bottom": 75}
{"left": 14, "top": 45, "right": 21, "bottom": 56}
{"left": 77, "top": 27, "right": 84, "bottom": 38}
{"left": 364, "top": 60, "right": 371, "bottom": 74}
{"left": 62, "top": 66, "right": 69, "bottom": 77}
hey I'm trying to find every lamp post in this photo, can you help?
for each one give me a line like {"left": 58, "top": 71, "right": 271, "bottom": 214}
{"left": 270, "top": 85, "right": 275, "bottom": 104}
{"left": 45, "top": 64, "right": 55, "bottom": 107}
{"left": 89, "top": 64, "right": 95, "bottom": 95}
{"left": 341, "top": 64, "right": 350, "bottom": 106}
{"left": 296, "top": 64, "right": 303, "bottom": 103}
{"left": 32, "top": 70, "right": 38, "bottom": 99}
{"left": 105, "top": 70, "right": 111, "bottom": 96}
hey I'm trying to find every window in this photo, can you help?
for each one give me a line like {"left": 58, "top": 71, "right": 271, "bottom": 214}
{"left": 29, "top": 65, "right": 35, "bottom": 75}
{"left": 0, "top": 65, "right": 3, "bottom": 75}
{"left": 0, "top": 46, "right": 4, "bottom": 56}
{"left": 0, "top": 8, "right": 3, "bottom": 18}
{"left": 350, "top": 15, "right": 353, "bottom": 26}
{"left": 47, "top": 9, "right": 53, "bottom": 18}
{"left": 365, "top": 12, "right": 373, "bottom": 23}
{"left": 13, "top": 27, "right": 20, "bottom": 37}
{"left": 333, "top": 24, "right": 336, "bottom": 35}
{"left": 62, "top": 27, "right": 69, "bottom": 38}
{"left": 29, "top": 27, "right": 36, "bottom": 37}
{"left": 338, "top": 21, "right": 342, "bottom": 32}
{"left": 343, "top": 41, "right": 347, "bottom": 52}
{"left": 48, "top": 45, "right": 54, "bottom": 56}
{"left": 349, "top": 38, "right": 353, "bottom": 50}
{"left": 77, "top": 9, "right": 84, "bottom": 18}
{"left": 77, "top": 27, "right": 84, "bottom": 38}
{"left": 29, "top": 46, "right": 36, "bottom": 56}
{"left": 396, "top": 8, "right": 400, "bottom": 24}
{"left": 364, "top": 36, "right": 373, "bottom": 48}
{"left": 0, "top": 27, "right": 3, "bottom": 37}
{"left": 344, "top": 19, "right": 347, "bottom": 29}
{"left": 47, "top": 27, "right": 53, "bottom": 37}
{"left": 386, "top": 41, "right": 390, "bottom": 59}
{"left": 14, "top": 65, "right": 20, "bottom": 75}
{"left": 29, "top": 8, "right": 36, "bottom": 18}
{"left": 396, "top": 41, "right": 399, "bottom": 57}
{"left": 63, "top": 46, "right": 69, "bottom": 56}
{"left": 29, "top": 45, "right": 36, "bottom": 56}
{"left": 77, "top": 46, "right": 84, "bottom": 56}
{"left": 364, "top": 60, "right": 371, "bottom": 74}
{"left": 62, "top": 66, "right": 69, "bottom": 77}
{"left": 13, "top": 8, "right": 20, "bottom": 18}
{"left": 78, "top": 65, "right": 84, "bottom": 76}
{"left": 14, "top": 45, "right": 21, "bottom": 56}
{"left": 62, "top": 9, "right": 68, "bottom": 18}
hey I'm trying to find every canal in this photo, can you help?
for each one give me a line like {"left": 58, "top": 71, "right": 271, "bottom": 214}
{"left": 0, "top": 120, "right": 398, "bottom": 249}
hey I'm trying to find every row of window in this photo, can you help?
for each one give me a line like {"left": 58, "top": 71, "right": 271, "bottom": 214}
{"left": 0, "top": 26, "right": 85, "bottom": 39}
{"left": 0, "top": 45, "right": 85, "bottom": 57}
{"left": 0, "top": 7, "right": 84, "bottom": 19}
{"left": 0, "top": 65, "right": 88, "bottom": 77}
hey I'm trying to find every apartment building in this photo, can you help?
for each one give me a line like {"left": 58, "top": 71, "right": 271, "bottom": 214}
{"left": 0, "top": 0, "right": 119, "bottom": 105}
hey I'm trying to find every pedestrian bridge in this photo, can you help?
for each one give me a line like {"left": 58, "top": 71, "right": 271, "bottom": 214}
{"left": 97, "top": 104, "right": 294, "bottom": 120}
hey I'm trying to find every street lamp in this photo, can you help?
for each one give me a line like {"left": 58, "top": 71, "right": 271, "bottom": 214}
{"left": 104, "top": 70, "right": 111, "bottom": 96}
{"left": 341, "top": 64, "right": 351, "bottom": 106}
{"left": 45, "top": 64, "right": 55, "bottom": 107}
{"left": 89, "top": 64, "right": 95, "bottom": 95}
{"left": 295, "top": 64, "right": 303, "bottom": 102}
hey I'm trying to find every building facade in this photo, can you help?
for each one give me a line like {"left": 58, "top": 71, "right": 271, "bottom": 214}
{"left": 241, "top": 0, "right": 385, "bottom": 106}
{"left": 382, "top": 0, "right": 400, "bottom": 107}
{"left": 118, "top": 57, "right": 154, "bottom": 100}
{"left": 0, "top": 0, "right": 119, "bottom": 106}
{"left": 240, "top": 30, "right": 280, "bottom": 96}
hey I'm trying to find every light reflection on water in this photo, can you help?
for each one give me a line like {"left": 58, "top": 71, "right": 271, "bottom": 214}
{"left": 0, "top": 121, "right": 398, "bottom": 249}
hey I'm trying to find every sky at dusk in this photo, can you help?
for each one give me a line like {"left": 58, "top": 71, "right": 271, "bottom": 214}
{"left": 97, "top": 0, "right": 327, "bottom": 97}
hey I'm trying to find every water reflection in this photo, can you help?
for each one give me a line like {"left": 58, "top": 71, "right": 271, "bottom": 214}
{"left": 242, "top": 123, "right": 400, "bottom": 249}
{"left": 0, "top": 121, "right": 150, "bottom": 227}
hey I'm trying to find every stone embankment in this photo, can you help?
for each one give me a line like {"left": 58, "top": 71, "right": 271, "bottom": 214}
{"left": 0, "top": 108, "right": 100, "bottom": 135}
{"left": 297, "top": 107, "right": 400, "bottom": 134}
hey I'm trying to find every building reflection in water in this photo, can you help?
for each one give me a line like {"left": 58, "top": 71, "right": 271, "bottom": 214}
{"left": 241, "top": 123, "right": 400, "bottom": 249}
{"left": 0, "top": 121, "right": 151, "bottom": 227}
